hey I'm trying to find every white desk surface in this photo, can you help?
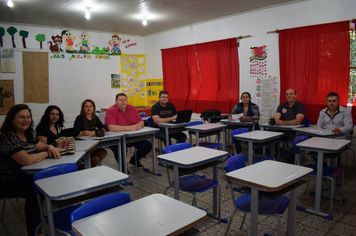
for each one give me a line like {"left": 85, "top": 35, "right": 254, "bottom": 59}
{"left": 185, "top": 123, "right": 226, "bottom": 131}
{"left": 226, "top": 160, "right": 312, "bottom": 191}
{"left": 76, "top": 132, "right": 125, "bottom": 141}
{"left": 21, "top": 151, "right": 86, "bottom": 173}
{"left": 75, "top": 140, "right": 99, "bottom": 152}
{"left": 72, "top": 194, "right": 207, "bottom": 236}
{"left": 122, "top": 127, "right": 159, "bottom": 136}
{"left": 35, "top": 166, "right": 129, "bottom": 200}
{"left": 157, "top": 122, "right": 188, "bottom": 128}
{"left": 296, "top": 137, "right": 350, "bottom": 152}
{"left": 260, "top": 123, "right": 304, "bottom": 130}
{"left": 220, "top": 120, "right": 255, "bottom": 125}
{"left": 233, "top": 130, "right": 283, "bottom": 142}
{"left": 293, "top": 127, "right": 336, "bottom": 137}
{"left": 157, "top": 146, "right": 227, "bottom": 167}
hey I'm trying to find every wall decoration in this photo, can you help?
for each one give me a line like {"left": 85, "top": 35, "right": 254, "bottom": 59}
{"left": 61, "top": 29, "right": 76, "bottom": 52}
{"left": 7, "top": 26, "right": 17, "bottom": 48}
{"left": 250, "top": 45, "right": 267, "bottom": 79}
{"left": 0, "top": 80, "right": 14, "bottom": 115}
{"left": 111, "top": 74, "right": 120, "bottom": 88}
{"left": 19, "top": 30, "right": 29, "bottom": 48}
{"left": 35, "top": 34, "right": 46, "bottom": 49}
{"left": 257, "top": 75, "right": 279, "bottom": 124}
{"left": 77, "top": 31, "right": 91, "bottom": 53}
{"left": 23, "top": 52, "right": 49, "bottom": 103}
{"left": 146, "top": 79, "right": 163, "bottom": 107}
{"left": 120, "top": 54, "right": 145, "bottom": 106}
{"left": 107, "top": 34, "right": 122, "bottom": 55}
{"left": 1, "top": 48, "right": 15, "bottom": 73}
{"left": 0, "top": 27, "right": 4, "bottom": 47}
{"left": 48, "top": 35, "right": 63, "bottom": 53}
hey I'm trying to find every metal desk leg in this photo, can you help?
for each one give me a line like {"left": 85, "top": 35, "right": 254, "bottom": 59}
{"left": 315, "top": 151, "right": 323, "bottom": 212}
{"left": 45, "top": 197, "right": 55, "bottom": 236}
{"left": 118, "top": 141, "right": 122, "bottom": 172}
{"left": 84, "top": 153, "right": 91, "bottom": 169}
{"left": 123, "top": 137, "right": 128, "bottom": 174}
{"left": 212, "top": 165, "right": 218, "bottom": 216}
{"left": 195, "top": 131, "right": 200, "bottom": 146}
{"left": 248, "top": 141, "right": 253, "bottom": 165}
{"left": 287, "top": 188, "right": 296, "bottom": 235}
{"left": 250, "top": 188, "right": 258, "bottom": 236}
{"left": 173, "top": 165, "right": 179, "bottom": 200}
{"left": 223, "top": 127, "right": 226, "bottom": 151}
{"left": 152, "top": 135, "right": 157, "bottom": 173}
{"left": 165, "top": 127, "right": 169, "bottom": 147}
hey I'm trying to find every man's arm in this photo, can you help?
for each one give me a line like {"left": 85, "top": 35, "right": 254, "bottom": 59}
{"left": 276, "top": 114, "right": 304, "bottom": 125}
{"left": 338, "top": 110, "right": 354, "bottom": 135}
{"left": 152, "top": 115, "right": 176, "bottom": 124}
{"left": 317, "top": 111, "right": 324, "bottom": 129}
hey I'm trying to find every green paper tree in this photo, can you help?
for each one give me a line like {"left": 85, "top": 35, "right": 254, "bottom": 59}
{"left": 35, "top": 34, "right": 46, "bottom": 49}
{"left": 19, "top": 30, "right": 29, "bottom": 48}
{"left": 0, "top": 27, "right": 5, "bottom": 47}
{"left": 7, "top": 26, "right": 17, "bottom": 48}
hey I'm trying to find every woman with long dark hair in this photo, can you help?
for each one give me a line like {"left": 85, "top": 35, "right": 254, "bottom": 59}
{"left": 36, "top": 105, "right": 65, "bottom": 145}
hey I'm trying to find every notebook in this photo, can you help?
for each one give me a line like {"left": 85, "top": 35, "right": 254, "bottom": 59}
{"left": 170, "top": 110, "right": 193, "bottom": 124}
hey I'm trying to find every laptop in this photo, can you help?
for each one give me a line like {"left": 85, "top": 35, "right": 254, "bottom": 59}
{"left": 170, "top": 110, "right": 193, "bottom": 124}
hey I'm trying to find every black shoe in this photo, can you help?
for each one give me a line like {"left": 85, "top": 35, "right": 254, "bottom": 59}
{"left": 130, "top": 157, "right": 144, "bottom": 168}
{"left": 136, "top": 161, "right": 144, "bottom": 168}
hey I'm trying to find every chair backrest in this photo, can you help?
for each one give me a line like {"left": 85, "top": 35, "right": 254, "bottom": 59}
{"left": 304, "top": 118, "right": 311, "bottom": 127}
{"left": 33, "top": 163, "right": 78, "bottom": 194}
{"left": 163, "top": 142, "right": 191, "bottom": 154}
{"left": 70, "top": 192, "right": 131, "bottom": 224}
{"left": 140, "top": 113, "right": 148, "bottom": 118}
{"left": 187, "top": 121, "right": 203, "bottom": 127}
{"left": 225, "top": 154, "right": 246, "bottom": 173}
{"left": 147, "top": 117, "right": 152, "bottom": 127}
{"left": 230, "top": 128, "right": 249, "bottom": 144}
{"left": 294, "top": 135, "right": 309, "bottom": 154}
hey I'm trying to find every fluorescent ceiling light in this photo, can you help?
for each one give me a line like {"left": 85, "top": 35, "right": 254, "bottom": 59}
{"left": 85, "top": 7, "right": 91, "bottom": 19}
{"left": 7, "top": 0, "right": 14, "bottom": 7}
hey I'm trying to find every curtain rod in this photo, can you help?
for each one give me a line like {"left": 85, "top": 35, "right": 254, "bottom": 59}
{"left": 237, "top": 35, "right": 251, "bottom": 39}
{"left": 268, "top": 19, "right": 356, "bottom": 34}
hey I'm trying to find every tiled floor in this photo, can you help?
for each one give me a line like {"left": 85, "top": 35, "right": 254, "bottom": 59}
{"left": 1, "top": 145, "right": 356, "bottom": 236}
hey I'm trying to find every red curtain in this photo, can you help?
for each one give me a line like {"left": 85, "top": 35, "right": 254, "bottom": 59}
{"left": 161, "top": 38, "right": 239, "bottom": 113}
{"left": 279, "top": 21, "right": 350, "bottom": 123}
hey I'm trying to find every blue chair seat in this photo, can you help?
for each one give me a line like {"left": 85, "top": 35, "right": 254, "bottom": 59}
{"left": 236, "top": 194, "right": 290, "bottom": 215}
{"left": 52, "top": 205, "right": 81, "bottom": 231}
{"left": 172, "top": 176, "right": 219, "bottom": 193}
{"left": 241, "top": 153, "right": 274, "bottom": 163}
{"left": 305, "top": 165, "right": 343, "bottom": 178}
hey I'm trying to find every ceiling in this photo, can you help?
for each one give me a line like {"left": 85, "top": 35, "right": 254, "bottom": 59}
{"left": 0, "top": 0, "right": 299, "bottom": 36}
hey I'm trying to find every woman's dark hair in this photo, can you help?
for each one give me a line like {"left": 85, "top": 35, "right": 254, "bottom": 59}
{"left": 80, "top": 99, "right": 97, "bottom": 120}
{"left": 36, "top": 105, "right": 65, "bottom": 134}
{"left": 240, "top": 92, "right": 251, "bottom": 99}
{"left": 0, "top": 104, "right": 35, "bottom": 137}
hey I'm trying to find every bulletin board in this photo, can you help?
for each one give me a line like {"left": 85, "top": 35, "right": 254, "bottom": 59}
{"left": 146, "top": 78, "right": 163, "bottom": 107}
{"left": 120, "top": 54, "right": 146, "bottom": 106}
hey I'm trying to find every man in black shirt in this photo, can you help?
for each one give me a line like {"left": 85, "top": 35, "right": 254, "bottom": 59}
{"left": 151, "top": 90, "right": 186, "bottom": 146}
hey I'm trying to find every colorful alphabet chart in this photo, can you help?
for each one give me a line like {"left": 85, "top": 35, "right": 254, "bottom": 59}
{"left": 146, "top": 78, "right": 163, "bottom": 107}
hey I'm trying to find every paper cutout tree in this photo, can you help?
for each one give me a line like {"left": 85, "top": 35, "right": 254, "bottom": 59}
{"left": 0, "top": 27, "right": 4, "bottom": 47}
{"left": 19, "top": 30, "right": 29, "bottom": 48}
{"left": 35, "top": 34, "right": 46, "bottom": 49}
{"left": 7, "top": 26, "right": 17, "bottom": 48}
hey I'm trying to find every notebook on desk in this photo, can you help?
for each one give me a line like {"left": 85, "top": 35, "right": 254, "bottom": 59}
{"left": 169, "top": 110, "right": 193, "bottom": 124}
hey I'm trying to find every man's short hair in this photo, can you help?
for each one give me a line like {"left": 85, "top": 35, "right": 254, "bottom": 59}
{"left": 159, "top": 90, "right": 169, "bottom": 97}
{"left": 326, "top": 92, "right": 339, "bottom": 101}
{"left": 286, "top": 89, "right": 297, "bottom": 95}
{"left": 116, "top": 93, "right": 127, "bottom": 100}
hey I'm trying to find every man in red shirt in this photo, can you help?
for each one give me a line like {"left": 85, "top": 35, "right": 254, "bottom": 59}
{"left": 105, "top": 93, "right": 152, "bottom": 170}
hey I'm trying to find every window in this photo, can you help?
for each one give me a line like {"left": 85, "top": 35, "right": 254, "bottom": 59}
{"left": 348, "top": 26, "right": 356, "bottom": 105}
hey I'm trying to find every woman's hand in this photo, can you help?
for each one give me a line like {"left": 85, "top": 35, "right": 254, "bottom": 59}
{"left": 83, "top": 130, "right": 96, "bottom": 137}
{"left": 47, "top": 145, "right": 61, "bottom": 159}
{"left": 228, "top": 115, "right": 233, "bottom": 121}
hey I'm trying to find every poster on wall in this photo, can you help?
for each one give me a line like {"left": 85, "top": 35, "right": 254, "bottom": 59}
{"left": 0, "top": 79, "right": 15, "bottom": 115}
{"left": 1, "top": 48, "right": 16, "bottom": 73}
{"left": 111, "top": 74, "right": 120, "bottom": 88}
{"left": 250, "top": 45, "right": 267, "bottom": 79}
{"left": 120, "top": 54, "right": 146, "bottom": 107}
{"left": 146, "top": 79, "right": 163, "bottom": 107}
{"left": 257, "top": 76, "right": 279, "bottom": 124}
{"left": 22, "top": 52, "right": 49, "bottom": 103}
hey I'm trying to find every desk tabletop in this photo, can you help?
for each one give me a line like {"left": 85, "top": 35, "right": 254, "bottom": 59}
{"left": 75, "top": 140, "right": 99, "bottom": 152}
{"left": 293, "top": 127, "right": 336, "bottom": 137}
{"left": 122, "top": 127, "right": 159, "bottom": 136}
{"left": 157, "top": 146, "right": 227, "bottom": 167}
{"left": 226, "top": 160, "right": 312, "bottom": 191}
{"left": 260, "top": 123, "right": 304, "bottom": 130}
{"left": 157, "top": 122, "right": 188, "bottom": 128}
{"left": 72, "top": 193, "right": 207, "bottom": 236}
{"left": 296, "top": 137, "right": 350, "bottom": 152}
{"left": 35, "top": 166, "right": 129, "bottom": 200}
{"left": 185, "top": 123, "right": 226, "bottom": 131}
{"left": 76, "top": 132, "right": 125, "bottom": 141}
{"left": 21, "top": 151, "right": 86, "bottom": 173}
{"left": 233, "top": 130, "right": 283, "bottom": 141}
{"left": 220, "top": 120, "right": 255, "bottom": 125}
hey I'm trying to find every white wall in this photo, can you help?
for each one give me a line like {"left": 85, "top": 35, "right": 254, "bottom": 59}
{"left": 0, "top": 24, "right": 145, "bottom": 125}
{"left": 144, "top": 0, "right": 355, "bottom": 109}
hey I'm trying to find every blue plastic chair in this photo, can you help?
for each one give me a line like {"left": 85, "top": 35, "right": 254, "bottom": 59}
{"left": 231, "top": 128, "right": 274, "bottom": 163}
{"left": 70, "top": 192, "right": 131, "bottom": 226}
{"left": 187, "top": 121, "right": 223, "bottom": 149}
{"left": 294, "top": 135, "right": 344, "bottom": 218}
{"left": 162, "top": 143, "right": 222, "bottom": 220}
{"left": 224, "top": 154, "right": 290, "bottom": 236}
{"left": 33, "top": 163, "right": 80, "bottom": 236}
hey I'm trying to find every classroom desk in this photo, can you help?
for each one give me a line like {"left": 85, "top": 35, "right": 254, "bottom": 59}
{"left": 296, "top": 137, "right": 350, "bottom": 218}
{"left": 185, "top": 123, "right": 226, "bottom": 150}
{"left": 157, "top": 146, "right": 227, "bottom": 220}
{"left": 260, "top": 123, "right": 304, "bottom": 132}
{"left": 122, "top": 127, "right": 159, "bottom": 175}
{"left": 34, "top": 166, "right": 129, "bottom": 236}
{"left": 233, "top": 130, "right": 283, "bottom": 165}
{"left": 157, "top": 122, "right": 188, "bottom": 147}
{"left": 75, "top": 140, "right": 99, "bottom": 152}
{"left": 72, "top": 193, "right": 207, "bottom": 236}
{"left": 293, "top": 126, "right": 336, "bottom": 137}
{"left": 226, "top": 160, "right": 312, "bottom": 236}
{"left": 21, "top": 151, "right": 86, "bottom": 174}
{"left": 220, "top": 120, "right": 256, "bottom": 147}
